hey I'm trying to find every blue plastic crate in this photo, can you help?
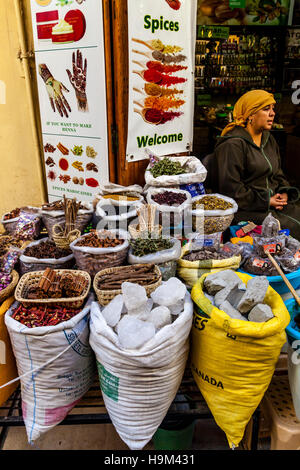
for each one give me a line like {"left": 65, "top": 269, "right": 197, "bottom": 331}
{"left": 238, "top": 267, "right": 300, "bottom": 295}
{"left": 285, "top": 298, "right": 300, "bottom": 346}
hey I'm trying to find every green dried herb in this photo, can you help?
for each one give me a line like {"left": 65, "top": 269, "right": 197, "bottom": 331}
{"left": 150, "top": 157, "right": 186, "bottom": 178}
{"left": 130, "top": 236, "right": 173, "bottom": 257}
{"left": 192, "top": 196, "right": 233, "bottom": 211}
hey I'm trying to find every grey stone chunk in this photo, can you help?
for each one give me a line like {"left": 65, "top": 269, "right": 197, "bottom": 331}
{"left": 204, "top": 270, "right": 241, "bottom": 295}
{"left": 248, "top": 303, "right": 274, "bottom": 323}
{"left": 226, "top": 287, "right": 246, "bottom": 310}
{"left": 219, "top": 301, "right": 248, "bottom": 321}
{"left": 237, "top": 276, "right": 269, "bottom": 314}
{"left": 214, "top": 281, "right": 245, "bottom": 308}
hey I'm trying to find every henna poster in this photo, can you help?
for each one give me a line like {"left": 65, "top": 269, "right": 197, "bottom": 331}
{"left": 30, "top": 0, "right": 109, "bottom": 203}
{"left": 126, "top": 0, "right": 197, "bottom": 162}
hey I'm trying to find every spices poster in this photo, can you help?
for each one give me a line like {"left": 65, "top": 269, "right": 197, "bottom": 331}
{"left": 126, "top": 0, "right": 197, "bottom": 162}
{"left": 30, "top": 0, "right": 109, "bottom": 203}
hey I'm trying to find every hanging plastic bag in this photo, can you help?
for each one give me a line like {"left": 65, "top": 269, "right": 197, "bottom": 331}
{"left": 190, "top": 272, "right": 290, "bottom": 448}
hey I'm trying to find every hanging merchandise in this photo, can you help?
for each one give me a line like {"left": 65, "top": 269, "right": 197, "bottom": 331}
{"left": 126, "top": 0, "right": 197, "bottom": 161}
{"left": 29, "top": 0, "right": 109, "bottom": 203}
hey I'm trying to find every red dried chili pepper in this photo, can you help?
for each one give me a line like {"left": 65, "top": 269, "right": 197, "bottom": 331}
{"left": 85, "top": 178, "right": 99, "bottom": 188}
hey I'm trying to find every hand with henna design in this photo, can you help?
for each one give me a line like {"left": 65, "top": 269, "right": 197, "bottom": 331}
{"left": 38, "top": 64, "right": 71, "bottom": 118}
{"left": 66, "top": 50, "right": 88, "bottom": 112}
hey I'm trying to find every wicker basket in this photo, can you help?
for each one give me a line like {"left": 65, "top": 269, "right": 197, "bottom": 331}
{"left": 14, "top": 269, "right": 91, "bottom": 308}
{"left": 52, "top": 224, "right": 81, "bottom": 250}
{"left": 93, "top": 264, "right": 162, "bottom": 306}
{"left": 0, "top": 270, "right": 19, "bottom": 304}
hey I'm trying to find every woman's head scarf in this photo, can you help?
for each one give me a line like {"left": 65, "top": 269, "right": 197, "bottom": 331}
{"left": 221, "top": 89, "right": 276, "bottom": 136}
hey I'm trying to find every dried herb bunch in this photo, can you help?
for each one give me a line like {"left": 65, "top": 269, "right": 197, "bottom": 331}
{"left": 149, "top": 157, "right": 187, "bottom": 178}
{"left": 130, "top": 236, "right": 173, "bottom": 257}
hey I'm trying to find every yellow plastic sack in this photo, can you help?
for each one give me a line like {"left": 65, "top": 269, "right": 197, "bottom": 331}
{"left": 0, "top": 297, "right": 18, "bottom": 406}
{"left": 177, "top": 244, "right": 241, "bottom": 288}
{"left": 191, "top": 272, "right": 290, "bottom": 448}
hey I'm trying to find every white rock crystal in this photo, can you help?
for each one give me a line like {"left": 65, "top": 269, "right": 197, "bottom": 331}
{"left": 151, "top": 277, "right": 187, "bottom": 306}
{"left": 168, "top": 299, "right": 185, "bottom": 316}
{"left": 117, "top": 315, "right": 155, "bottom": 349}
{"left": 148, "top": 306, "right": 172, "bottom": 330}
{"left": 101, "top": 294, "right": 123, "bottom": 327}
{"left": 121, "top": 282, "right": 147, "bottom": 310}
{"left": 127, "top": 298, "right": 153, "bottom": 320}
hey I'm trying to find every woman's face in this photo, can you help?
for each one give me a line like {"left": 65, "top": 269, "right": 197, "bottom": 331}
{"left": 250, "top": 104, "right": 276, "bottom": 131}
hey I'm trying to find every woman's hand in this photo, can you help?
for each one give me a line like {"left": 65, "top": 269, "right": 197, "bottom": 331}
{"left": 270, "top": 193, "right": 288, "bottom": 210}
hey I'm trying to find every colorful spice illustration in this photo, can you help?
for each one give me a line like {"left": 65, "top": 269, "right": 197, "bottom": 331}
{"left": 85, "top": 177, "right": 99, "bottom": 187}
{"left": 59, "top": 158, "right": 69, "bottom": 171}
{"left": 72, "top": 161, "right": 84, "bottom": 171}
{"left": 57, "top": 142, "right": 69, "bottom": 155}
{"left": 146, "top": 61, "right": 187, "bottom": 74}
{"left": 165, "top": 0, "right": 181, "bottom": 10}
{"left": 144, "top": 108, "right": 182, "bottom": 124}
{"left": 144, "top": 96, "right": 185, "bottom": 111}
{"left": 150, "top": 39, "right": 182, "bottom": 54}
{"left": 59, "top": 174, "right": 71, "bottom": 183}
{"left": 47, "top": 170, "right": 57, "bottom": 181}
{"left": 45, "top": 156, "right": 55, "bottom": 167}
{"left": 152, "top": 50, "right": 187, "bottom": 64}
{"left": 143, "top": 68, "right": 186, "bottom": 86}
{"left": 145, "top": 83, "right": 184, "bottom": 97}
{"left": 44, "top": 143, "right": 56, "bottom": 153}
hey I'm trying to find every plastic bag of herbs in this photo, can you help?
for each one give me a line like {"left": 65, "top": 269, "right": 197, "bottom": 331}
{"left": 128, "top": 236, "right": 181, "bottom": 281}
{"left": 144, "top": 156, "right": 207, "bottom": 189}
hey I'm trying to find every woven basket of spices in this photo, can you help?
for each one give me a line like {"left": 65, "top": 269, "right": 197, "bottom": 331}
{"left": 93, "top": 263, "right": 162, "bottom": 306}
{"left": 15, "top": 269, "right": 91, "bottom": 308}
{"left": 69, "top": 229, "right": 130, "bottom": 278}
{"left": 0, "top": 270, "right": 19, "bottom": 304}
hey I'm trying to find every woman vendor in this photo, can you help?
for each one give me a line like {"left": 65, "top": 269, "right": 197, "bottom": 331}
{"left": 208, "top": 89, "right": 300, "bottom": 240}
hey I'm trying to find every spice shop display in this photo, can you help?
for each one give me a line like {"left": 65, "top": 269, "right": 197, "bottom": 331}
{"left": 70, "top": 229, "right": 130, "bottom": 277}
{"left": 41, "top": 199, "right": 93, "bottom": 240}
{"left": 19, "top": 238, "right": 75, "bottom": 275}
{"left": 15, "top": 268, "right": 91, "bottom": 308}
{"left": 93, "top": 264, "right": 162, "bottom": 306}
{"left": 128, "top": 236, "right": 181, "bottom": 281}
{"left": 195, "top": 30, "right": 283, "bottom": 96}
{"left": 146, "top": 187, "right": 191, "bottom": 227}
{"left": 189, "top": 194, "right": 238, "bottom": 234}
{"left": 1, "top": 207, "right": 41, "bottom": 237}
{"left": 145, "top": 155, "right": 207, "bottom": 188}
